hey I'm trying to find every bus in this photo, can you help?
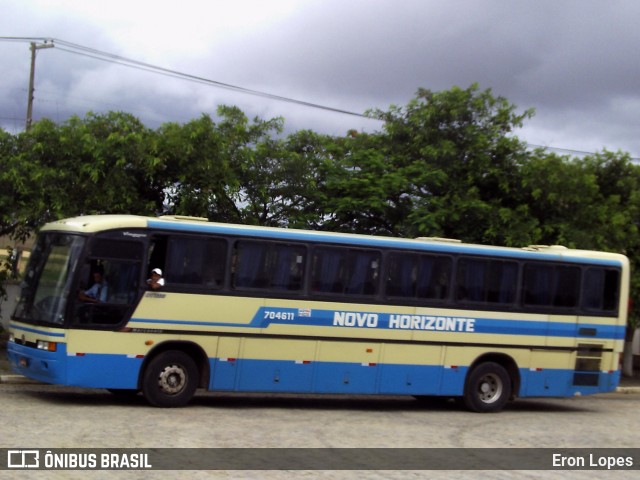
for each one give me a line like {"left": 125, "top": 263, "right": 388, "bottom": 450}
{"left": 6, "top": 215, "right": 629, "bottom": 412}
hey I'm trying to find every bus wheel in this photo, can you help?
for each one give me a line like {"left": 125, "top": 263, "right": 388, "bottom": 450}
{"left": 463, "top": 362, "right": 511, "bottom": 413}
{"left": 142, "top": 351, "right": 198, "bottom": 408}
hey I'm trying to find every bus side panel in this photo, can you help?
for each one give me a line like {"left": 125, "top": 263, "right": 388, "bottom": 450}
{"left": 377, "top": 364, "right": 442, "bottom": 394}
{"left": 312, "top": 361, "right": 378, "bottom": 394}
{"left": 378, "top": 343, "right": 444, "bottom": 394}
{"left": 520, "top": 350, "right": 571, "bottom": 397}
{"left": 220, "top": 357, "right": 467, "bottom": 396}
{"left": 237, "top": 358, "right": 315, "bottom": 392}
{"left": 210, "top": 337, "right": 241, "bottom": 390}
{"left": 312, "top": 340, "right": 379, "bottom": 394}
{"left": 62, "top": 330, "right": 146, "bottom": 389}
{"left": 521, "top": 368, "right": 573, "bottom": 397}
{"left": 65, "top": 354, "right": 143, "bottom": 389}
{"left": 234, "top": 337, "right": 317, "bottom": 392}
{"left": 520, "top": 368, "right": 619, "bottom": 397}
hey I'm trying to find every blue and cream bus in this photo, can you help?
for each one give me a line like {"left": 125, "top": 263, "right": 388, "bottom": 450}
{"left": 7, "top": 215, "right": 629, "bottom": 412}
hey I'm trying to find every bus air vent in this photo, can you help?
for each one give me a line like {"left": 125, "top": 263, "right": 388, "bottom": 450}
{"left": 524, "top": 245, "right": 568, "bottom": 251}
{"left": 415, "top": 237, "right": 462, "bottom": 243}
{"left": 573, "top": 343, "right": 603, "bottom": 387}
{"left": 159, "top": 215, "right": 209, "bottom": 222}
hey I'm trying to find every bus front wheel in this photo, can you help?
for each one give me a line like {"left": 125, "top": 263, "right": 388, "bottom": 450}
{"left": 463, "top": 362, "right": 511, "bottom": 413}
{"left": 142, "top": 350, "right": 198, "bottom": 407}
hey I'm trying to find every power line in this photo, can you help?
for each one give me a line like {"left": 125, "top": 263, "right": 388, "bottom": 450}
{"left": 1, "top": 37, "right": 638, "bottom": 161}
{"left": 3, "top": 37, "right": 369, "bottom": 119}
{"left": 526, "top": 143, "right": 640, "bottom": 162}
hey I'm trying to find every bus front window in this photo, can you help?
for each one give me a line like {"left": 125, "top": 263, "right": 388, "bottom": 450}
{"left": 13, "top": 233, "right": 85, "bottom": 325}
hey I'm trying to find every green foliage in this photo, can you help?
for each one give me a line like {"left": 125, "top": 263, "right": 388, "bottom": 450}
{"left": 2, "top": 85, "right": 640, "bottom": 333}
{"left": 0, "top": 112, "right": 160, "bottom": 242}
{"left": 0, "top": 247, "right": 13, "bottom": 320}
{"left": 324, "top": 84, "right": 536, "bottom": 244}
{"left": 156, "top": 107, "right": 286, "bottom": 223}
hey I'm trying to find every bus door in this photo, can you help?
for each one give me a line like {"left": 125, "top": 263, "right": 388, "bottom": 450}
{"left": 71, "top": 237, "right": 144, "bottom": 327}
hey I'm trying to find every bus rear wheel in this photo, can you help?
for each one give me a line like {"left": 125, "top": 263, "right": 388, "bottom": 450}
{"left": 463, "top": 362, "right": 511, "bottom": 413}
{"left": 142, "top": 350, "right": 198, "bottom": 407}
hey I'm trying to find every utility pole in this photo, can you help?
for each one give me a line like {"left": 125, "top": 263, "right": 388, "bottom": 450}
{"left": 25, "top": 40, "right": 54, "bottom": 132}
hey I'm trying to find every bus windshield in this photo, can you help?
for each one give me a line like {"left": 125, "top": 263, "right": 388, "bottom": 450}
{"left": 13, "top": 233, "right": 85, "bottom": 325}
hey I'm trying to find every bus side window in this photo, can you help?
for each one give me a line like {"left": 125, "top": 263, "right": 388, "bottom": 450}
{"left": 523, "top": 264, "right": 551, "bottom": 306}
{"left": 164, "top": 236, "right": 227, "bottom": 288}
{"left": 419, "top": 256, "right": 451, "bottom": 300}
{"left": 386, "top": 253, "right": 451, "bottom": 301}
{"left": 386, "top": 253, "right": 417, "bottom": 297}
{"left": 311, "top": 247, "right": 379, "bottom": 296}
{"left": 553, "top": 266, "right": 580, "bottom": 307}
{"left": 457, "top": 258, "right": 487, "bottom": 302}
{"left": 233, "top": 241, "right": 305, "bottom": 291}
{"left": 311, "top": 247, "right": 344, "bottom": 293}
{"left": 147, "top": 236, "right": 168, "bottom": 282}
{"left": 582, "top": 268, "right": 619, "bottom": 312}
{"left": 456, "top": 258, "right": 517, "bottom": 305}
{"left": 268, "top": 244, "right": 305, "bottom": 291}
{"left": 523, "top": 264, "right": 579, "bottom": 309}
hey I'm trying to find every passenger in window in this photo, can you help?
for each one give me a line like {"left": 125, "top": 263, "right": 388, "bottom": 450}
{"left": 79, "top": 268, "right": 109, "bottom": 303}
{"left": 203, "top": 264, "right": 219, "bottom": 288}
{"left": 147, "top": 268, "right": 165, "bottom": 290}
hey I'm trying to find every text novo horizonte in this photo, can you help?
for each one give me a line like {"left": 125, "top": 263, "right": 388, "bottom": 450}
{"left": 333, "top": 312, "right": 475, "bottom": 332}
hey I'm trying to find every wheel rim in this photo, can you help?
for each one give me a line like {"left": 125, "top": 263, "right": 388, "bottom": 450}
{"left": 476, "top": 373, "right": 503, "bottom": 404}
{"left": 157, "top": 364, "right": 187, "bottom": 395}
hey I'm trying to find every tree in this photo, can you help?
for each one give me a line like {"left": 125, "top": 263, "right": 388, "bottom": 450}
{"left": 321, "top": 84, "right": 536, "bottom": 244}
{"left": 317, "top": 129, "right": 414, "bottom": 235}
{"left": 157, "top": 107, "right": 284, "bottom": 223}
{"left": 0, "top": 127, "right": 27, "bottom": 240}
{"left": 235, "top": 129, "right": 334, "bottom": 228}
{"left": 0, "top": 112, "right": 161, "bottom": 242}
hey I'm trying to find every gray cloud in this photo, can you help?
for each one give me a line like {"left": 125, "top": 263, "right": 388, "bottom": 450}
{"left": 2, "top": 0, "right": 640, "bottom": 157}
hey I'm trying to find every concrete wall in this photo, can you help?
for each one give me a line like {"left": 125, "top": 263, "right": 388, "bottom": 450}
{"left": 0, "top": 283, "right": 20, "bottom": 330}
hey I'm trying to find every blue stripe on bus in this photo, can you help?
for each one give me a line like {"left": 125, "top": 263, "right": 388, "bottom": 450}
{"left": 8, "top": 341, "right": 620, "bottom": 397}
{"left": 214, "top": 359, "right": 618, "bottom": 397}
{"left": 147, "top": 220, "right": 624, "bottom": 266}
{"left": 130, "top": 307, "right": 626, "bottom": 340}
{"left": 9, "top": 323, "right": 66, "bottom": 338}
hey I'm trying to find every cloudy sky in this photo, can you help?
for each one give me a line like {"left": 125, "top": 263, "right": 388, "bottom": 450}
{"left": 1, "top": 0, "right": 640, "bottom": 159}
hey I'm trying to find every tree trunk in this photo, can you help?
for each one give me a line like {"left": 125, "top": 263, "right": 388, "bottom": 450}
{"left": 622, "top": 327, "right": 638, "bottom": 378}
{"left": 622, "top": 341, "right": 634, "bottom": 377}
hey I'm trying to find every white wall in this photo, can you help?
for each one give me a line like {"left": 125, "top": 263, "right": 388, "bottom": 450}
{"left": 0, "top": 283, "right": 20, "bottom": 329}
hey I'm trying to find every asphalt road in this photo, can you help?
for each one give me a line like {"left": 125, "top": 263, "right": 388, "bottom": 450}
{"left": 0, "top": 383, "right": 639, "bottom": 479}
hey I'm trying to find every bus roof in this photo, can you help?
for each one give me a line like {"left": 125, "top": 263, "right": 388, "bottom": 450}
{"left": 42, "top": 214, "right": 628, "bottom": 267}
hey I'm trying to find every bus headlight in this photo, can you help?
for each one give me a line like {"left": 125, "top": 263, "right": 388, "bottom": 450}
{"left": 37, "top": 340, "right": 57, "bottom": 352}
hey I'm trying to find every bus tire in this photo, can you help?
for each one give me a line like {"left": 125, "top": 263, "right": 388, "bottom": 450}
{"left": 142, "top": 350, "right": 198, "bottom": 408}
{"left": 463, "top": 362, "right": 511, "bottom": 413}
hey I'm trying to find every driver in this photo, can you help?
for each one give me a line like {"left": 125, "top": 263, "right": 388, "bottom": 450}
{"left": 78, "top": 269, "right": 109, "bottom": 303}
